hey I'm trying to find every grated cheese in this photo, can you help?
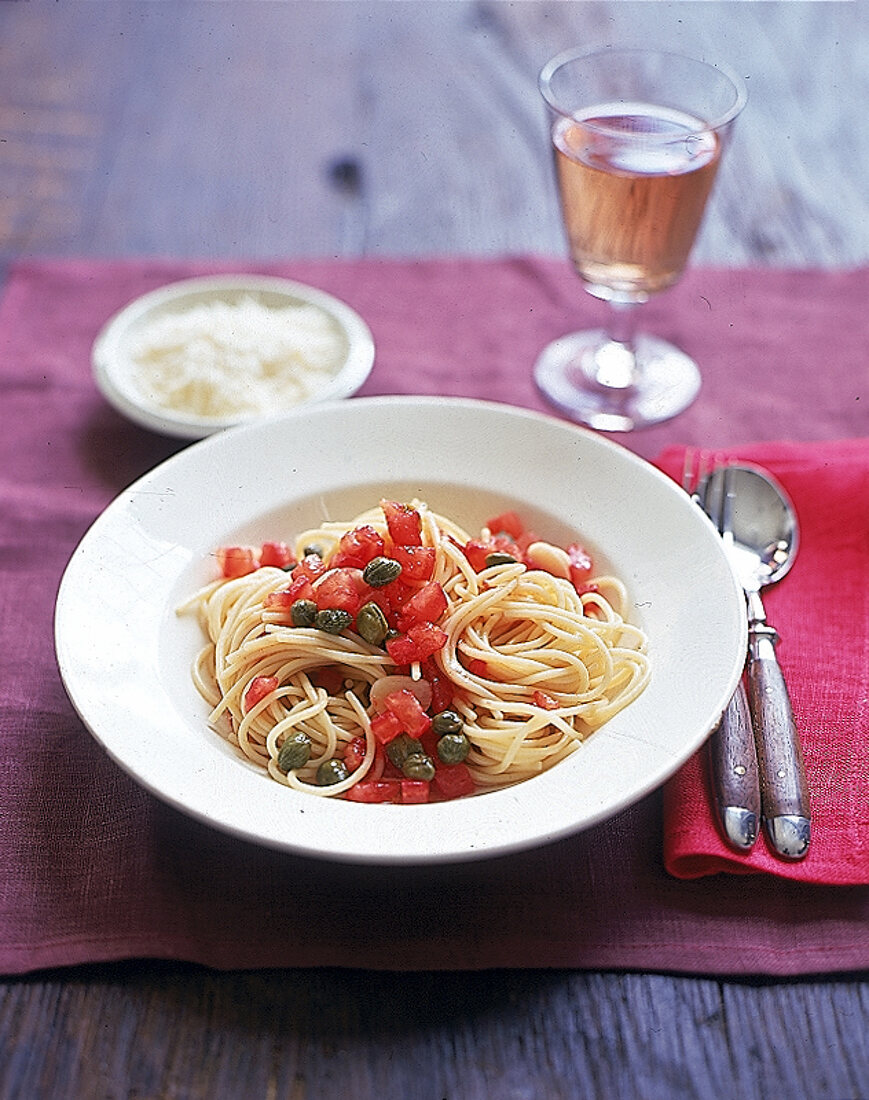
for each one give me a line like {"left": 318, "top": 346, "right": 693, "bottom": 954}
{"left": 126, "top": 296, "right": 346, "bottom": 420}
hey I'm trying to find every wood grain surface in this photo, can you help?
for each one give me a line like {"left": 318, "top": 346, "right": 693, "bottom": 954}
{"left": 1, "top": 3, "right": 867, "bottom": 1098}
{"left": 2, "top": 1, "right": 866, "bottom": 266}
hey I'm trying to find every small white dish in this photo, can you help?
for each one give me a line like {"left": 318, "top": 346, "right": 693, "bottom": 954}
{"left": 91, "top": 274, "right": 375, "bottom": 439}
{"left": 55, "top": 397, "right": 747, "bottom": 864}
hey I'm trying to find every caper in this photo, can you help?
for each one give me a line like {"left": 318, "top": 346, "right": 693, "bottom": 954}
{"left": 314, "top": 608, "right": 353, "bottom": 634}
{"left": 356, "top": 601, "right": 389, "bottom": 646}
{"left": 363, "top": 556, "right": 403, "bottom": 587}
{"left": 290, "top": 598, "right": 317, "bottom": 627}
{"left": 402, "top": 753, "right": 436, "bottom": 781}
{"left": 431, "top": 709, "right": 463, "bottom": 737}
{"left": 277, "top": 732, "right": 312, "bottom": 772}
{"left": 303, "top": 544, "right": 324, "bottom": 558}
{"left": 485, "top": 551, "right": 517, "bottom": 568}
{"left": 437, "top": 732, "right": 470, "bottom": 765}
{"left": 386, "top": 732, "right": 422, "bottom": 769}
{"left": 316, "top": 758, "right": 350, "bottom": 786}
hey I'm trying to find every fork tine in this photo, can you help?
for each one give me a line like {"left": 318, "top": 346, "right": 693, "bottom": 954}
{"left": 694, "top": 458, "right": 761, "bottom": 852}
{"left": 682, "top": 447, "right": 709, "bottom": 501}
{"left": 696, "top": 452, "right": 711, "bottom": 507}
{"left": 717, "top": 464, "right": 736, "bottom": 548}
{"left": 681, "top": 448, "right": 698, "bottom": 496}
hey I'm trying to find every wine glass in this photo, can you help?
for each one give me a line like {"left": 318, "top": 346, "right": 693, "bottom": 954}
{"left": 535, "top": 47, "right": 747, "bottom": 431}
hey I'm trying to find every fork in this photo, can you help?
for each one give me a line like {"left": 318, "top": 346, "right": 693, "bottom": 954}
{"left": 682, "top": 451, "right": 760, "bottom": 851}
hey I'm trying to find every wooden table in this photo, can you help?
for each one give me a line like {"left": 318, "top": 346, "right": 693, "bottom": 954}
{"left": 1, "top": 3, "right": 866, "bottom": 1097}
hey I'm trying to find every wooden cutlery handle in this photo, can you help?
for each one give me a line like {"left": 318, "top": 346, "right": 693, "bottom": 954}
{"left": 747, "top": 625, "right": 811, "bottom": 859}
{"left": 708, "top": 679, "right": 760, "bottom": 850}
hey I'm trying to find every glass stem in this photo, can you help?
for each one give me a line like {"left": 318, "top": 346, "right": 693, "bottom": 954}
{"left": 588, "top": 300, "right": 641, "bottom": 391}
{"left": 607, "top": 299, "right": 640, "bottom": 349}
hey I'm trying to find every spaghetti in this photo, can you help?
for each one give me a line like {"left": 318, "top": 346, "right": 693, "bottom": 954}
{"left": 179, "top": 500, "right": 650, "bottom": 803}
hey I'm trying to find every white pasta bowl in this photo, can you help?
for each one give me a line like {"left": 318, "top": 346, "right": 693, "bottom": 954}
{"left": 55, "top": 397, "right": 746, "bottom": 864}
{"left": 91, "top": 274, "right": 375, "bottom": 438}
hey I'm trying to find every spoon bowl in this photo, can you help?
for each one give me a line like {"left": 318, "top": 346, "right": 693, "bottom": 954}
{"left": 704, "top": 463, "right": 810, "bottom": 860}
{"left": 703, "top": 463, "right": 799, "bottom": 591}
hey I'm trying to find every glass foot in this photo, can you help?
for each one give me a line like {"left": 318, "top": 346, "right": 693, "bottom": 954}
{"left": 534, "top": 329, "right": 701, "bottom": 431}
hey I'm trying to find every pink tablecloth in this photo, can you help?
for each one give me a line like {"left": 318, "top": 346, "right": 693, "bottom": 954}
{"left": 1, "top": 257, "right": 867, "bottom": 977}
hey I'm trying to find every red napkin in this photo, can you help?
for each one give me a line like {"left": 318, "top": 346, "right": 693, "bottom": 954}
{"left": 657, "top": 439, "right": 869, "bottom": 884}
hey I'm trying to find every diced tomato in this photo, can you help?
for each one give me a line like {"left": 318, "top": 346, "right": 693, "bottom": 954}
{"left": 381, "top": 500, "right": 423, "bottom": 546}
{"left": 330, "top": 525, "right": 386, "bottom": 569}
{"left": 433, "top": 763, "right": 475, "bottom": 800}
{"left": 379, "top": 757, "right": 404, "bottom": 780}
{"left": 370, "top": 710, "right": 404, "bottom": 745}
{"left": 259, "top": 541, "right": 295, "bottom": 569}
{"left": 398, "top": 581, "right": 447, "bottom": 628}
{"left": 567, "top": 543, "right": 594, "bottom": 589}
{"left": 310, "top": 666, "right": 346, "bottom": 695}
{"left": 329, "top": 551, "right": 360, "bottom": 570}
{"left": 392, "top": 545, "right": 436, "bottom": 581}
{"left": 371, "top": 672, "right": 431, "bottom": 710}
{"left": 344, "top": 737, "right": 367, "bottom": 772}
{"left": 243, "top": 675, "right": 278, "bottom": 711}
{"left": 359, "top": 578, "right": 406, "bottom": 624}
{"left": 419, "top": 724, "right": 441, "bottom": 760}
{"left": 515, "top": 529, "right": 541, "bottom": 553}
{"left": 264, "top": 572, "right": 316, "bottom": 609}
{"left": 358, "top": 583, "right": 394, "bottom": 621}
{"left": 315, "top": 568, "right": 366, "bottom": 616}
{"left": 263, "top": 588, "right": 293, "bottom": 611}
{"left": 490, "top": 533, "right": 523, "bottom": 559}
{"left": 386, "top": 622, "right": 447, "bottom": 666}
{"left": 400, "top": 779, "right": 430, "bottom": 804}
{"left": 422, "top": 658, "right": 454, "bottom": 713}
{"left": 385, "top": 633, "right": 421, "bottom": 666}
{"left": 532, "top": 689, "right": 559, "bottom": 710}
{"left": 406, "top": 621, "right": 448, "bottom": 660}
{"left": 366, "top": 746, "right": 387, "bottom": 781}
{"left": 381, "top": 579, "right": 415, "bottom": 616}
{"left": 466, "top": 658, "right": 490, "bottom": 678}
{"left": 486, "top": 510, "right": 524, "bottom": 540}
{"left": 571, "top": 567, "right": 594, "bottom": 590}
{"left": 384, "top": 688, "right": 432, "bottom": 737}
{"left": 344, "top": 779, "right": 401, "bottom": 803}
{"left": 293, "top": 553, "right": 329, "bottom": 583}
{"left": 287, "top": 574, "right": 317, "bottom": 602}
{"left": 429, "top": 676, "right": 453, "bottom": 712}
{"left": 217, "top": 546, "right": 260, "bottom": 578}
{"left": 463, "top": 533, "right": 522, "bottom": 572}
{"left": 462, "top": 538, "right": 491, "bottom": 573}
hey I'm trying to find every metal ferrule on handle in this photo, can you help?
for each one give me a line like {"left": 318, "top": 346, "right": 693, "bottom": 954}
{"left": 708, "top": 678, "right": 759, "bottom": 850}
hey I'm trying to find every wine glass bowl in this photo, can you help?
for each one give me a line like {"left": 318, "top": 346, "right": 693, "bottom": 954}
{"left": 536, "top": 48, "right": 747, "bottom": 430}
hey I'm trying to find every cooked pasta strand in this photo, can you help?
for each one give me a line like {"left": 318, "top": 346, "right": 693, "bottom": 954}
{"left": 180, "top": 500, "right": 650, "bottom": 800}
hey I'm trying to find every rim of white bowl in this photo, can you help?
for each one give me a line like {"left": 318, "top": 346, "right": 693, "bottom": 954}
{"left": 91, "top": 274, "right": 376, "bottom": 439}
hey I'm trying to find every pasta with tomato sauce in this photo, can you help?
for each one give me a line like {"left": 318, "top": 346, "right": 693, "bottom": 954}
{"left": 178, "top": 500, "right": 650, "bottom": 803}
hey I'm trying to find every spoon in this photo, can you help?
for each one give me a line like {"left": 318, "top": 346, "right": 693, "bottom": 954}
{"left": 703, "top": 464, "right": 810, "bottom": 860}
